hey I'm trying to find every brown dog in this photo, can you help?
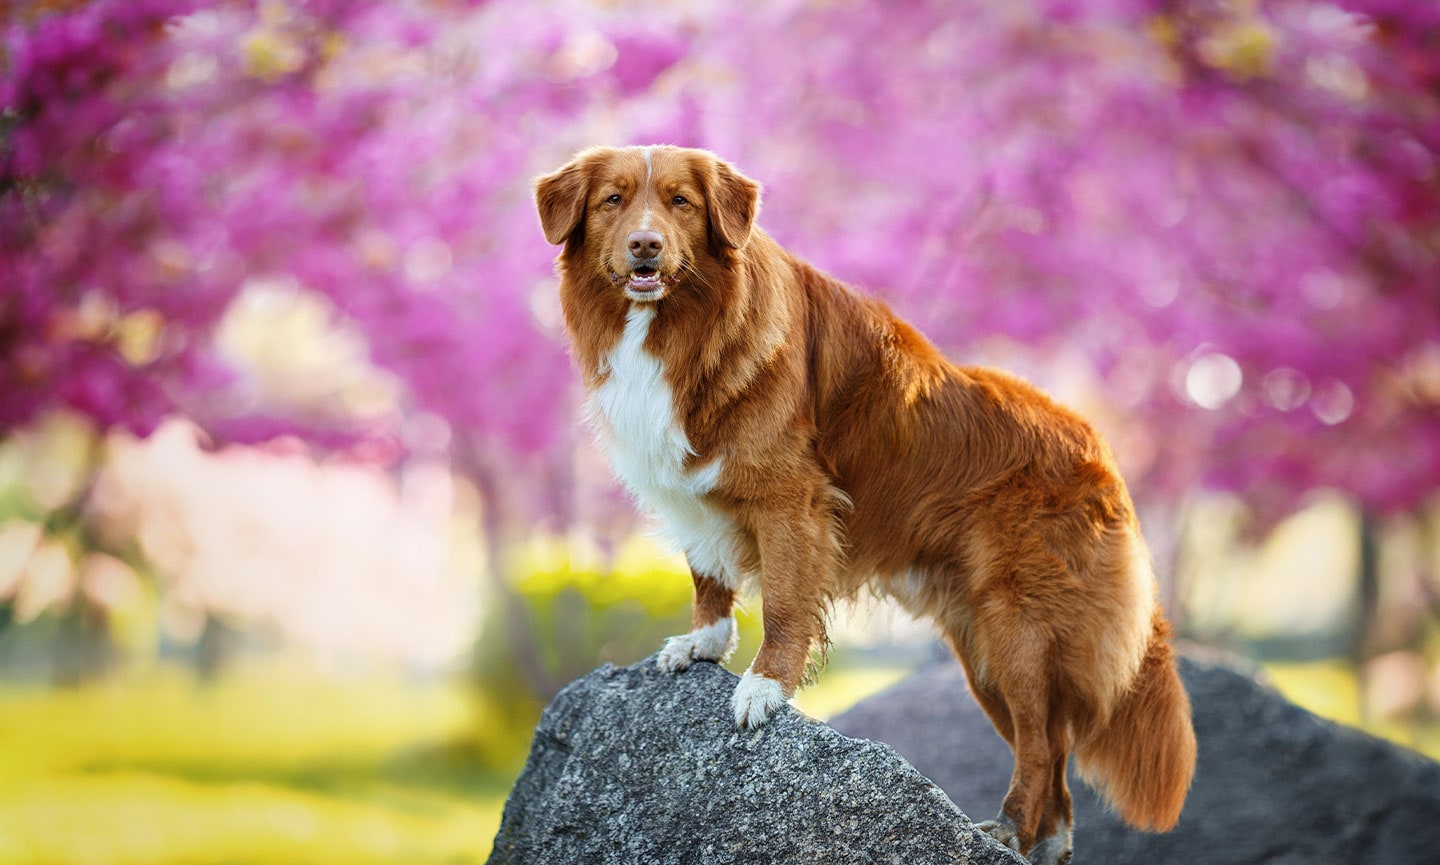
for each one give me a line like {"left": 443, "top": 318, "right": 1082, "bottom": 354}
{"left": 535, "top": 145, "right": 1195, "bottom": 864}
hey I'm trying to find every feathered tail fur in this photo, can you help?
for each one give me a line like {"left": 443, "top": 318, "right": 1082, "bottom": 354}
{"left": 1075, "top": 613, "right": 1197, "bottom": 831}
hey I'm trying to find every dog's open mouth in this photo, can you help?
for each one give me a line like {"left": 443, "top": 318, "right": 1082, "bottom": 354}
{"left": 610, "top": 266, "right": 679, "bottom": 301}
{"left": 629, "top": 266, "right": 662, "bottom": 292}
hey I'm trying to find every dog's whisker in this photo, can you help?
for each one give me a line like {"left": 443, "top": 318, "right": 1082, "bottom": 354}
{"left": 678, "top": 261, "right": 715, "bottom": 295}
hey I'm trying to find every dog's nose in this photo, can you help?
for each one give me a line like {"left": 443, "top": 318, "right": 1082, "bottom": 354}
{"left": 627, "top": 230, "right": 664, "bottom": 259}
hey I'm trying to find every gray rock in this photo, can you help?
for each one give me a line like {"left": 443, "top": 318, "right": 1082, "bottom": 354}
{"left": 487, "top": 657, "right": 1024, "bottom": 864}
{"left": 830, "top": 650, "right": 1440, "bottom": 865}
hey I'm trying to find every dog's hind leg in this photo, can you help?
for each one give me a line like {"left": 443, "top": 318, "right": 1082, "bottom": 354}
{"left": 955, "top": 562, "right": 1068, "bottom": 860}
{"left": 960, "top": 648, "right": 1071, "bottom": 862}
{"left": 1027, "top": 700, "right": 1075, "bottom": 865}
{"left": 974, "top": 642, "right": 1055, "bottom": 858}
{"left": 657, "top": 571, "right": 738, "bottom": 672}
{"left": 954, "top": 651, "right": 1015, "bottom": 747}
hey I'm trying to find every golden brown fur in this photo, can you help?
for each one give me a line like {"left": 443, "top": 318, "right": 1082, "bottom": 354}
{"left": 536, "top": 145, "right": 1196, "bottom": 862}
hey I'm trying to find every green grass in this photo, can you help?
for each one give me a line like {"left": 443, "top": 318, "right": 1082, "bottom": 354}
{"left": 0, "top": 654, "right": 914, "bottom": 865}
{"left": 793, "top": 664, "right": 914, "bottom": 721}
{"left": 0, "top": 660, "right": 509, "bottom": 865}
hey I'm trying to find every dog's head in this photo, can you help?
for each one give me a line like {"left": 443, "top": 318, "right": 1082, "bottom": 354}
{"left": 535, "top": 145, "right": 761, "bottom": 303}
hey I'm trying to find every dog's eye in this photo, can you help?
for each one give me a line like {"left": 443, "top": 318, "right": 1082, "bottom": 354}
{"left": 605, "top": 194, "right": 622, "bottom": 205}
{"left": 672, "top": 195, "right": 688, "bottom": 207}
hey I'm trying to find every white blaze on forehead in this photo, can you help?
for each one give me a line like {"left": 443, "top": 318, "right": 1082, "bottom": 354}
{"left": 639, "top": 146, "right": 654, "bottom": 230}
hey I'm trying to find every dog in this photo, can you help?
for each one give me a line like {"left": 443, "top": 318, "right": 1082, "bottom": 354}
{"left": 535, "top": 145, "right": 1195, "bottom": 864}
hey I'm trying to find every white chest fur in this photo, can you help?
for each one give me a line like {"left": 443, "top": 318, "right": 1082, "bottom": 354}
{"left": 587, "top": 305, "right": 744, "bottom": 586}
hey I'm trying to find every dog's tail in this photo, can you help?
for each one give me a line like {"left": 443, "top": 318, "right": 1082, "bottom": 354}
{"left": 1074, "top": 612, "right": 1196, "bottom": 831}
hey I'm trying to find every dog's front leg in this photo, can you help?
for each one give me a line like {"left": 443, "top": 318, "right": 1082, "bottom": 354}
{"left": 657, "top": 571, "right": 738, "bottom": 672}
{"left": 732, "top": 505, "right": 836, "bottom": 728}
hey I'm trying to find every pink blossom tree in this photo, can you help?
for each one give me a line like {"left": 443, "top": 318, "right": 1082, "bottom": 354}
{"left": 2, "top": 0, "right": 688, "bottom": 535}
{"left": 2, "top": 0, "right": 693, "bottom": 686}
{"left": 674, "top": 0, "right": 1440, "bottom": 529}
{"left": 3, "top": 0, "right": 1436, "bottom": 544}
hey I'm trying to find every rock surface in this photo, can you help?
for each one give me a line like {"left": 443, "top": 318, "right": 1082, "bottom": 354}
{"left": 487, "top": 657, "right": 1024, "bottom": 865}
{"left": 831, "top": 650, "right": 1440, "bottom": 865}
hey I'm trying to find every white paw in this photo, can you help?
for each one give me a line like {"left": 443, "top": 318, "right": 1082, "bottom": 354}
{"left": 1028, "top": 823, "right": 1073, "bottom": 865}
{"left": 731, "top": 670, "right": 789, "bottom": 728}
{"left": 656, "top": 617, "right": 737, "bottom": 673}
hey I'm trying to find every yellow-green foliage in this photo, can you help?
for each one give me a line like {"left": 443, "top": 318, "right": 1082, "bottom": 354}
{"left": 510, "top": 535, "right": 697, "bottom": 617}
{"left": 0, "top": 656, "right": 910, "bottom": 865}
{"left": 478, "top": 536, "right": 765, "bottom": 703}
{"left": 0, "top": 660, "right": 507, "bottom": 865}
{"left": 1264, "top": 661, "right": 1440, "bottom": 759}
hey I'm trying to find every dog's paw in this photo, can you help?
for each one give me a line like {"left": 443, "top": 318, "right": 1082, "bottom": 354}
{"left": 976, "top": 816, "right": 1021, "bottom": 853}
{"left": 656, "top": 617, "right": 738, "bottom": 673}
{"left": 1026, "top": 829, "right": 1073, "bottom": 865}
{"left": 732, "top": 670, "right": 789, "bottom": 728}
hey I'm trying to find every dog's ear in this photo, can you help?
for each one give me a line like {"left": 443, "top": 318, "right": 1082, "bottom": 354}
{"left": 534, "top": 153, "right": 596, "bottom": 246}
{"left": 705, "top": 158, "right": 761, "bottom": 253}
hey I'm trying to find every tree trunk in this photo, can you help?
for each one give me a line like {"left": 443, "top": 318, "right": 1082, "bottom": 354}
{"left": 472, "top": 463, "right": 563, "bottom": 702}
{"left": 1354, "top": 508, "right": 1380, "bottom": 722}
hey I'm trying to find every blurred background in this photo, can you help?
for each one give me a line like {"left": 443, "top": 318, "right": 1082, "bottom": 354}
{"left": 2, "top": 0, "right": 1438, "bottom": 862}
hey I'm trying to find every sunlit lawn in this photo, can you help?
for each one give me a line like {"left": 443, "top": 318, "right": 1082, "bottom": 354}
{"left": 0, "top": 660, "right": 509, "bottom": 865}
{"left": 0, "top": 655, "right": 1432, "bottom": 865}
{"left": 0, "top": 654, "right": 913, "bottom": 865}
